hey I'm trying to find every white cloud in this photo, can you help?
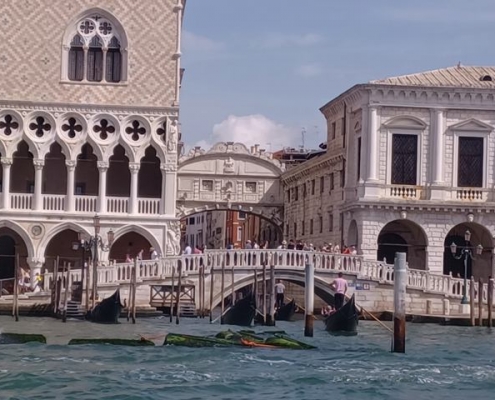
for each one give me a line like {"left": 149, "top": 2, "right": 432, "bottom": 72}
{"left": 194, "top": 114, "right": 300, "bottom": 152}
{"left": 295, "top": 63, "right": 323, "bottom": 78}
{"left": 259, "top": 33, "right": 323, "bottom": 49}
{"left": 182, "top": 30, "right": 224, "bottom": 53}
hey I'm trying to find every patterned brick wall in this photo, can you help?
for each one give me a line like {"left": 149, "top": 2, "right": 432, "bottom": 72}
{"left": 0, "top": 0, "right": 178, "bottom": 108}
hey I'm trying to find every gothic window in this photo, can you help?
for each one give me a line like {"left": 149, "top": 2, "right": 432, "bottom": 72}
{"left": 391, "top": 134, "right": 418, "bottom": 185}
{"left": 458, "top": 137, "right": 483, "bottom": 187}
{"left": 64, "top": 12, "right": 127, "bottom": 83}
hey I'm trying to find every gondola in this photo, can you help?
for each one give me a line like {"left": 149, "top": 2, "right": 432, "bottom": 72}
{"left": 86, "top": 289, "right": 124, "bottom": 324}
{"left": 222, "top": 292, "right": 256, "bottom": 326}
{"left": 323, "top": 294, "right": 359, "bottom": 336}
{"left": 275, "top": 299, "right": 297, "bottom": 321}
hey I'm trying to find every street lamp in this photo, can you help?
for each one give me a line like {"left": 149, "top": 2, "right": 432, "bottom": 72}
{"left": 450, "top": 230, "right": 483, "bottom": 304}
{"left": 79, "top": 215, "right": 115, "bottom": 309}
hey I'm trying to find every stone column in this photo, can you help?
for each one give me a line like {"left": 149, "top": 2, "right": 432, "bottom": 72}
{"left": 97, "top": 161, "right": 109, "bottom": 213}
{"left": 366, "top": 106, "right": 378, "bottom": 182}
{"left": 1, "top": 158, "right": 12, "bottom": 210}
{"left": 430, "top": 109, "right": 445, "bottom": 200}
{"left": 28, "top": 257, "right": 44, "bottom": 290}
{"left": 129, "top": 162, "right": 140, "bottom": 215}
{"left": 65, "top": 160, "right": 76, "bottom": 212}
{"left": 161, "top": 163, "right": 177, "bottom": 215}
{"left": 33, "top": 159, "right": 44, "bottom": 211}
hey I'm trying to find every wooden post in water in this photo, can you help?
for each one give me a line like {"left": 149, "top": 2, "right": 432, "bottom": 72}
{"left": 488, "top": 277, "right": 493, "bottom": 328}
{"left": 12, "top": 254, "right": 19, "bottom": 321}
{"left": 85, "top": 258, "right": 90, "bottom": 312}
{"left": 201, "top": 265, "right": 206, "bottom": 318}
{"left": 209, "top": 266, "right": 214, "bottom": 323}
{"left": 62, "top": 262, "right": 71, "bottom": 323}
{"left": 470, "top": 276, "right": 475, "bottom": 326}
{"left": 198, "top": 265, "right": 203, "bottom": 318}
{"left": 231, "top": 263, "right": 235, "bottom": 308}
{"left": 220, "top": 260, "right": 225, "bottom": 324}
{"left": 478, "top": 277, "right": 483, "bottom": 327}
{"left": 392, "top": 252, "right": 406, "bottom": 353}
{"left": 262, "top": 262, "right": 267, "bottom": 325}
{"left": 130, "top": 258, "right": 137, "bottom": 324}
{"left": 175, "top": 261, "right": 182, "bottom": 325}
{"left": 304, "top": 260, "right": 314, "bottom": 337}
{"left": 266, "top": 265, "right": 276, "bottom": 326}
{"left": 254, "top": 268, "right": 258, "bottom": 307}
{"left": 170, "top": 266, "right": 175, "bottom": 323}
{"left": 53, "top": 256, "right": 59, "bottom": 314}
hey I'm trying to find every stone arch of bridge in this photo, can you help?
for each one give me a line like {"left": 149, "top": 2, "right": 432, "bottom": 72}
{"left": 177, "top": 142, "right": 285, "bottom": 229}
{"left": 210, "top": 270, "right": 358, "bottom": 310}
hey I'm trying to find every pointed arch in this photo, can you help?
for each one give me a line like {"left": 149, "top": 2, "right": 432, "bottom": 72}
{"left": 37, "top": 222, "right": 92, "bottom": 259}
{"left": 111, "top": 225, "right": 162, "bottom": 257}
{"left": 0, "top": 220, "right": 35, "bottom": 259}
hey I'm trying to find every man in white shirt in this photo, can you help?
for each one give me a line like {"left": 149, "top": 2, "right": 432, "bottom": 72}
{"left": 183, "top": 244, "right": 192, "bottom": 255}
{"left": 274, "top": 279, "right": 286, "bottom": 308}
{"left": 150, "top": 247, "right": 159, "bottom": 260}
{"left": 331, "top": 272, "right": 348, "bottom": 310}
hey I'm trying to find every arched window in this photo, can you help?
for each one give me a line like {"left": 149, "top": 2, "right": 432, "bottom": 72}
{"left": 63, "top": 11, "right": 127, "bottom": 84}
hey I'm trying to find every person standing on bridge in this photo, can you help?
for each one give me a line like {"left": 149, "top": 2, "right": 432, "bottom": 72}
{"left": 274, "top": 279, "right": 285, "bottom": 308}
{"left": 331, "top": 272, "right": 348, "bottom": 310}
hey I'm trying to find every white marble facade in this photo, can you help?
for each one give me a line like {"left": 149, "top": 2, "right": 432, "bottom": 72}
{"left": 0, "top": 0, "right": 185, "bottom": 280}
{"left": 283, "top": 66, "right": 495, "bottom": 280}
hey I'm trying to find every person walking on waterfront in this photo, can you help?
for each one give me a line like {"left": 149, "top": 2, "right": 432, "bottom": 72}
{"left": 274, "top": 279, "right": 285, "bottom": 308}
{"left": 331, "top": 272, "right": 348, "bottom": 310}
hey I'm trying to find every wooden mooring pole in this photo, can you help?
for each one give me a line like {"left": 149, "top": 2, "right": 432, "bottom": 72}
{"left": 488, "top": 277, "right": 493, "bottom": 328}
{"left": 266, "top": 265, "right": 276, "bottom": 326}
{"left": 209, "top": 267, "right": 214, "bottom": 323}
{"left": 170, "top": 266, "right": 175, "bottom": 323}
{"left": 12, "top": 254, "right": 19, "bottom": 322}
{"left": 220, "top": 260, "right": 225, "bottom": 324}
{"left": 198, "top": 266, "right": 203, "bottom": 318}
{"left": 262, "top": 262, "right": 267, "bottom": 325}
{"left": 62, "top": 262, "right": 71, "bottom": 323}
{"left": 175, "top": 261, "right": 182, "bottom": 325}
{"left": 85, "top": 258, "right": 90, "bottom": 312}
{"left": 470, "top": 276, "right": 475, "bottom": 326}
{"left": 132, "top": 258, "right": 137, "bottom": 324}
{"left": 304, "top": 260, "right": 314, "bottom": 337}
{"left": 392, "top": 252, "right": 406, "bottom": 353}
{"left": 478, "top": 277, "right": 483, "bottom": 327}
{"left": 231, "top": 262, "right": 235, "bottom": 308}
{"left": 201, "top": 265, "right": 206, "bottom": 318}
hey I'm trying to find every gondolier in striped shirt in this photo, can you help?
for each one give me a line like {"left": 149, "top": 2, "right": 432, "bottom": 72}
{"left": 331, "top": 272, "right": 348, "bottom": 310}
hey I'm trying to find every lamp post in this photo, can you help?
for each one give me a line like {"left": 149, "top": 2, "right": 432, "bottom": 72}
{"left": 450, "top": 230, "right": 483, "bottom": 304}
{"left": 79, "top": 215, "right": 115, "bottom": 309}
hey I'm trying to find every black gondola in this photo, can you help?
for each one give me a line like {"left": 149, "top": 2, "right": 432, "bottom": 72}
{"left": 222, "top": 292, "right": 256, "bottom": 326}
{"left": 86, "top": 289, "right": 124, "bottom": 324}
{"left": 323, "top": 294, "right": 359, "bottom": 336}
{"left": 275, "top": 299, "right": 297, "bottom": 321}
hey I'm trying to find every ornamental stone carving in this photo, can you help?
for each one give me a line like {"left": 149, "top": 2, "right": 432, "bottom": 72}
{"left": 166, "top": 220, "right": 181, "bottom": 255}
{"left": 167, "top": 120, "right": 178, "bottom": 153}
{"left": 223, "top": 157, "right": 235, "bottom": 173}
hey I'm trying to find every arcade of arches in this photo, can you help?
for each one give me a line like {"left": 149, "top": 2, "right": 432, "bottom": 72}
{"left": 0, "top": 228, "right": 29, "bottom": 281}
{"left": 376, "top": 220, "right": 494, "bottom": 280}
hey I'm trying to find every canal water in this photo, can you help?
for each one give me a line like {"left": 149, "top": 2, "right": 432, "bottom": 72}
{"left": 0, "top": 316, "right": 494, "bottom": 400}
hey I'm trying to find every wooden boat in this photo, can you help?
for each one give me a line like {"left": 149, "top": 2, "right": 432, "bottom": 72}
{"left": 222, "top": 292, "right": 256, "bottom": 326}
{"left": 324, "top": 294, "right": 359, "bottom": 336}
{"left": 86, "top": 289, "right": 123, "bottom": 324}
{"left": 275, "top": 299, "right": 297, "bottom": 321}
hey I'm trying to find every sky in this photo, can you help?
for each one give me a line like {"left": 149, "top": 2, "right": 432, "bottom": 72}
{"left": 180, "top": 0, "right": 495, "bottom": 152}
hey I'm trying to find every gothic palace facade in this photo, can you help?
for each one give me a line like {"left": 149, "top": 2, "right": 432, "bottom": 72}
{"left": 282, "top": 66, "right": 495, "bottom": 280}
{"left": 0, "top": 0, "right": 185, "bottom": 281}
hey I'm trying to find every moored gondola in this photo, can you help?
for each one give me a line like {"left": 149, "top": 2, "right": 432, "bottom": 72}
{"left": 275, "top": 299, "right": 297, "bottom": 321}
{"left": 86, "top": 289, "right": 124, "bottom": 324}
{"left": 324, "top": 294, "right": 358, "bottom": 336}
{"left": 222, "top": 292, "right": 256, "bottom": 326}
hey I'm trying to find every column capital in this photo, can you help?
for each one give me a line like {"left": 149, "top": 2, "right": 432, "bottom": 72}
{"left": 160, "top": 163, "right": 177, "bottom": 172}
{"left": 97, "top": 161, "right": 109, "bottom": 172}
{"left": 33, "top": 159, "right": 45, "bottom": 170}
{"left": 65, "top": 160, "right": 77, "bottom": 170}
{"left": 1, "top": 157, "right": 12, "bottom": 166}
{"left": 129, "top": 162, "right": 141, "bottom": 173}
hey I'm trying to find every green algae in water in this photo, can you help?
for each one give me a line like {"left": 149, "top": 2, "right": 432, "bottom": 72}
{"left": 68, "top": 338, "right": 155, "bottom": 346}
{"left": 0, "top": 333, "right": 47, "bottom": 344}
{"left": 165, "top": 332, "right": 243, "bottom": 347}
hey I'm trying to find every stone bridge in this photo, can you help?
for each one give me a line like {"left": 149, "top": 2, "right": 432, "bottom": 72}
{"left": 39, "top": 249, "right": 491, "bottom": 315}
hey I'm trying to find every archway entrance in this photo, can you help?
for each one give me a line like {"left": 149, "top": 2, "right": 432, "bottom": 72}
{"left": 0, "top": 227, "right": 29, "bottom": 293}
{"left": 44, "top": 229, "right": 82, "bottom": 272}
{"left": 443, "top": 223, "right": 492, "bottom": 280}
{"left": 109, "top": 232, "right": 153, "bottom": 263}
{"left": 377, "top": 220, "right": 427, "bottom": 269}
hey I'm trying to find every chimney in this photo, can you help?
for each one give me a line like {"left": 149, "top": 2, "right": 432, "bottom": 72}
{"left": 250, "top": 146, "right": 255, "bottom": 154}
{"left": 254, "top": 144, "right": 260, "bottom": 154}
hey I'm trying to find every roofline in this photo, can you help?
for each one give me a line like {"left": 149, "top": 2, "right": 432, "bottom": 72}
{"left": 319, "top": 84, "right": 364, "bottom": 115}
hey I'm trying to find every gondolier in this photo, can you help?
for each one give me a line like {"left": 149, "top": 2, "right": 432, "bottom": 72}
{"left": 331, "top": 272, "right": 348, "bottom": 310}
{"left": 274, "top": 280, "right": 285, "bottom": 308}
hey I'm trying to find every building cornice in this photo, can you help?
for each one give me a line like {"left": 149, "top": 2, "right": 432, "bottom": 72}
{"left": 281, "top": 154, "right": 344, "bottom": 184}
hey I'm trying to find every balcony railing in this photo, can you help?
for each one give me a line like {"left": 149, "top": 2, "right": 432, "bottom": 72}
{"left": 388, "top": 185, "right": 421, "bottom": 199}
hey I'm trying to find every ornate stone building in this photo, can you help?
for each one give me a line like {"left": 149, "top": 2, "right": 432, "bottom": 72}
{"left": 283, "top": 65, "right": 495, "bottom": 279}
{"left": 0, "top": 0, "right": 185, "bottom": 282}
